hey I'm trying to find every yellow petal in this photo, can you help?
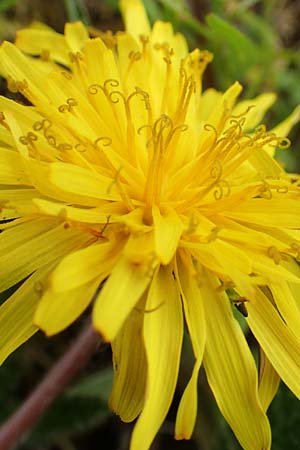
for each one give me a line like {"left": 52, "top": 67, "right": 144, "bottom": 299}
{"left": 15, "top": 27, "right": 70, "bottom": 66}
{"left": 271, "top": 105, "right": 300, "bottom": 142}
{"left": 247, "top": 288, "right": 300, "bottom": 397}
{"left": 206, "top": 239, "right": 255, "bottom": 298}
{"left": 123, "top": 228, "right": 155, "bottom": 264}
{"left": 0, "top": 126, "right": 14, "bottom": 147}
{"left": 116, "top": 33, "right": 147, "bottom": 94}
{"left": 0, "top": 148, "right": 30, "bottom": 185}
{"left": 149, "top": 20, "right": 188, "bottom": 63}
{"left": 153, "top": 205, "right": 183, "bottom": 264}
{"left": 151, "top": 21, "right": 176, "bottom": 50}
{"left": 175, "top": 360, "right": 201, "bottom": 440}
{"left": 0, "top": 263, "right": 55, "bottom": 364}
{"left": 20, "top": 157, "right": 100, "bottom": 205}
{"left": 34, "top": 277, "right": 100, "bottom": 336}
{"left": 0, "top": 221, "right": 92, "bottom": 292}
{"left": 198, "top": 88, "right": 222, "bottom": 121}
{"left": 93, "top": 256, "right": 151, "bottom": 341}
{"left": 267, "top": 104, "right": 300, "bottom": 155}
{"left": 283, "top": 258, "right": 300, "bottom": 310}
{"left": 120, "top": 0, "right": 150, "bottom": 40}
{"left": 248, "top": 142, "right": 286, "bottom": 177}
{"left": 83, "top": 37, "right": 120, "bottom": 90}
{"left": 209, "top": 238, "right": 252, "bottom": 274}
{"left": 33, "top": 197, "right": 125, "bottom": 223}
{"left": 224, "top": 198, "right": 300, "bottom": 228}
{"left": 115, "top": 207, "right": 151, "bottom": 233}
{"left": 64, "top": 22, "right": 89, "bottom": 53}
{"left": 0, "top": 41, "right": 48, "bottom": 104}
{"left": 50, "top": 239, "right": 121, "bottom": 293}
{"left": 202, "top": 271, "right": 271, "bottom": 450}
{"left": 206, "top": 81, "right": 243, "bottom": 129}
{"left": 251, "top": 251, "right": 300, "bottom": 284}
{"left": 50, "top": 162, "right": 120, "bottom": 202}
{"left": 0, "top": 188, "right": 40, "bottom": 220}
{"left": 0, "top": 216, "right": 57, "bottom": 254}
{"left": 173, "top": 32, "right": 189, "bottom": 60}
{"left": 130, "top": 265, "right": 183, "bottom": 450}
{"left": 258, "top": 348, "right": 280, "bottom": 412}
{"left": 270, "top": 281, "right": 300, "bottom": 337}
{"left": 232, "top": 92, "right": 277, "bottom": 131}
{"left": 175, "top": 253, "right": 206, "bottom": 439}
{"left": 110, "top": 307, "right": 147, "bottom": 421}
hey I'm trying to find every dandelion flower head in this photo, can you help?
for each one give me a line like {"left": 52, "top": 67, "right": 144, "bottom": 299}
{"left": 0, "top": 1, "right": 300, "bottom": 449}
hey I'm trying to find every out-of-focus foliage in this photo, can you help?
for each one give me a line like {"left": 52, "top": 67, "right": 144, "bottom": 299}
{"left": 25, "top": 369, "right": 113, "bottom": 448}
{"left": 0, "top": 1, "right": 299, "bottom": 449}
{"left": 0, "top": 0, "right": 18, "bottom": 12}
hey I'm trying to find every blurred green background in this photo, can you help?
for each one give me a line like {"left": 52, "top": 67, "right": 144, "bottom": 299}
{"left": 0, "top": 0, "right": 300, "bottom": 449}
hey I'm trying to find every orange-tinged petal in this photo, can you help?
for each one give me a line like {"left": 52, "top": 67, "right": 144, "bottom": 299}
{"left": 130, "top": 265, "right": 183, "bottom": 450}
{"left": 93, "top": 256, "right": 151, "bottom": 341}
{"left": 110, "top": 307, "right": 147, "bottom": 422}
{"left": 202, "top": 271, "right": 271, "bottom": 450}
{"left": 247, "top": 288, "right": 300, "bottom": 398}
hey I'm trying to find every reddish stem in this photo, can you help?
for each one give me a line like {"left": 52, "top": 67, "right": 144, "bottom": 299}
{"left": 0, "top": 322, "right": 100, "bottom": 450}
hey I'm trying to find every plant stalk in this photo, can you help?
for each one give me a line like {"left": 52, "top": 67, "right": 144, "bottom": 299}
{"left": 0, "top": 321, "right": 100, "bottom": 450}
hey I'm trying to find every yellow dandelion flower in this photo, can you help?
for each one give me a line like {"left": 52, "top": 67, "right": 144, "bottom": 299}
{"left": 1, "top": 0, "right": 300, "bottom": 449}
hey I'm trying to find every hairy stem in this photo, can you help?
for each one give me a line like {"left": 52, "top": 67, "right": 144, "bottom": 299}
{"left": 0, "top": 321, "right": 100, "bottom": 450}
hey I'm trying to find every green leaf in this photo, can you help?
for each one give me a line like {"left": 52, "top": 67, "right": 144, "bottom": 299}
{"left": 63, "top": 0, "right": 90, "bottom": 24}
{"left": 205, "top": 13, "right": 259, "bottom": 69}
{"left": 67, "top": 368, "right": 113, "bottom": 401}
